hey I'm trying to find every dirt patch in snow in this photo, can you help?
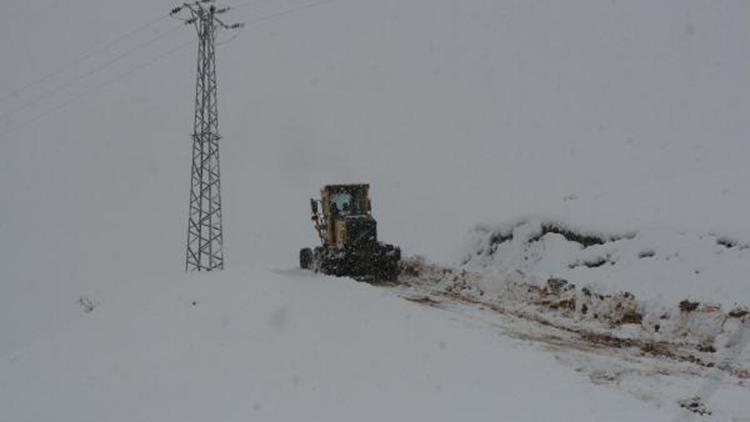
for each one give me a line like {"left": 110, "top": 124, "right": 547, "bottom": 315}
{"left": 461, "top": 218, "right": 750, "bottom": 308}
{"left": 484, "top": 220, "right": 633, "bottom": 249}
{"left": 679, "top": 396, "right": 712, "bottom": 416}
{"left": 396, "top": 257, "right": 750, "bottom": 378}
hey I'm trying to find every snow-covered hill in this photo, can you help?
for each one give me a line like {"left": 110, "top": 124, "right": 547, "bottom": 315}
{"left": 1, "top": 0, "right": 749, "bottom": 419}
{"left": 1, "top": 0, "right": 749, "bottom": 356}
{"left": 0, "top": 268, "right": 679, "bottom": 421}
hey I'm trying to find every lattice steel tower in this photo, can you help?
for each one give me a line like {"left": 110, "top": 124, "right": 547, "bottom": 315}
{"left": 171, "top": 1, "right": 243, "bottom": 271}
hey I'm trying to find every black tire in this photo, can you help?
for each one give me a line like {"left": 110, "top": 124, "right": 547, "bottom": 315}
{"left": 300, "top": 248, "right": 313, "bottom": 269}
{"left": 321, "top": 256, "right": 345, "bottom": 277}
{"left": 381, "top": 243, "right": 401, "bottom": 261}
{"left": 379, "top": 257, "right": 400, "bottom": 282}
{"left": 388, "top": 263, "right": 401, "bottom": 281}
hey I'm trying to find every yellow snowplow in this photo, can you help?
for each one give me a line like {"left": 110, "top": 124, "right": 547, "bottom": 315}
{"left": 300, "top": 184, "right": 401, "bottom": 281}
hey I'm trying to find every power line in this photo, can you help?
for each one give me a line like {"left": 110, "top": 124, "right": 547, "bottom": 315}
{"left": 0, "top": 14, "right": 170, "bottom": 106}
{"left": 231, "top": 0, "right": 271, "bottom": 11}
{"left": 0, "top": 39, "right": 194, "bottom": 140}
{"left": 0, "top": 23, "right": 184, "bottom": 122}
{"left": 1, "top": 0, "right": 339, "bottom": 122}
{"left": 213, "top": 0, "right": 342, "bottom": 45}
{"left": 216, "top": 30, "right": 243, "bottom": 46}
{"left": 0, "top": 0, "right": 340, "bottom": 139}
{"left": 236, "top": 0, "right": 338, "bottom": 28}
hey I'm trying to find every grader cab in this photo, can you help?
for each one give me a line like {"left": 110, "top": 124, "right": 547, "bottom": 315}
{"left": 299, "top": 184, "right": 401, "bottom": 281}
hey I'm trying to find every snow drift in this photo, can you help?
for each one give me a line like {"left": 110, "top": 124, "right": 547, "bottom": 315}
{"left": 461, "top": 218, "right": 750, "bottom": 308}
{"left": 0, "top": 267, "right": 674, "bottom": 422}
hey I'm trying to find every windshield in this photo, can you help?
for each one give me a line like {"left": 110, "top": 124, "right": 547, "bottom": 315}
{"left": 332, "top": 192, "right": 353, "bottom": 214}
{"left": 330, "top": 187, "right": 367, "bottom": 216}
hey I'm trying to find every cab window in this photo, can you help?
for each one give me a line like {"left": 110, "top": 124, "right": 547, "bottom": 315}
{"left": 331, "top": 193, "right": 353, "bottom": 215}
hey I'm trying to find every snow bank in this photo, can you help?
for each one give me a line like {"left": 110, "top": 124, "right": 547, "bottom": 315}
{"left": 461, "top": 218, "right": 750, "bottom": 308}
{"left": 0, "top": 267, "right": 674, "bottom": 422}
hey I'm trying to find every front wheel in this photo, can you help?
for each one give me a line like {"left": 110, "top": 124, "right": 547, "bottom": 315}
{"left": 299, "top": 248, "right": 313, "bottom": 269}
{"left": 378, "top": 257, "right": 400, "bottom": 282}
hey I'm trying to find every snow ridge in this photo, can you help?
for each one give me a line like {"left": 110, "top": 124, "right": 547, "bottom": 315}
{"left": 461, "top": 218, "right": 750, "bottom": 308}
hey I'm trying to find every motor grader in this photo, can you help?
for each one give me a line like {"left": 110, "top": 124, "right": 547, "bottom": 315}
{"left": 299, "top": 184, "right": 401, "bottom": 281}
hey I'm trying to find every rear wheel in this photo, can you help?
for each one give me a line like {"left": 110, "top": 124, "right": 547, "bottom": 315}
{"left": 299, "top": 248, "right": 313, "bottom": 269}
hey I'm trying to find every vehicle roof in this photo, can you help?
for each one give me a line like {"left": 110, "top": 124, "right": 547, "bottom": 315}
{"left": 324, "top": 183, "right": 369, "bottom": 190}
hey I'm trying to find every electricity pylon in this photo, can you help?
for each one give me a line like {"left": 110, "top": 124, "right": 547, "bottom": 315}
{"left": 170, "top": 1, "right": 243, "bottom": 272}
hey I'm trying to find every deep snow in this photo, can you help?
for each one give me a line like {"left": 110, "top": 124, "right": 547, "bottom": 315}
{"left": 1, "top": 0, "right": 749, "bottom": 357}
{"left": 1, "top": 0, "right": 749, "bottom": 419}
{"left": 0, "top": 267, "right": 682, "bottom": 421}
{"left": 461, "top": 218, "right": 750, "bottom": 308}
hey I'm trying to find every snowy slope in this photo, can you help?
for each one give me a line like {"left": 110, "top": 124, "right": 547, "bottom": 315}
{"left": 0, "top": 268, "right": 677, "bottom": 421}
{"left": 461, "top": 218, "right": 750, "bottom": 308}
{"left": 0, "top": 0, "right": 749, "bottom": 410}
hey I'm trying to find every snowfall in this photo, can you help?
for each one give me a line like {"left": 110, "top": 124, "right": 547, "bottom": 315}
{"left": 1, "top": 0, "right": 749, "bottom": 421}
